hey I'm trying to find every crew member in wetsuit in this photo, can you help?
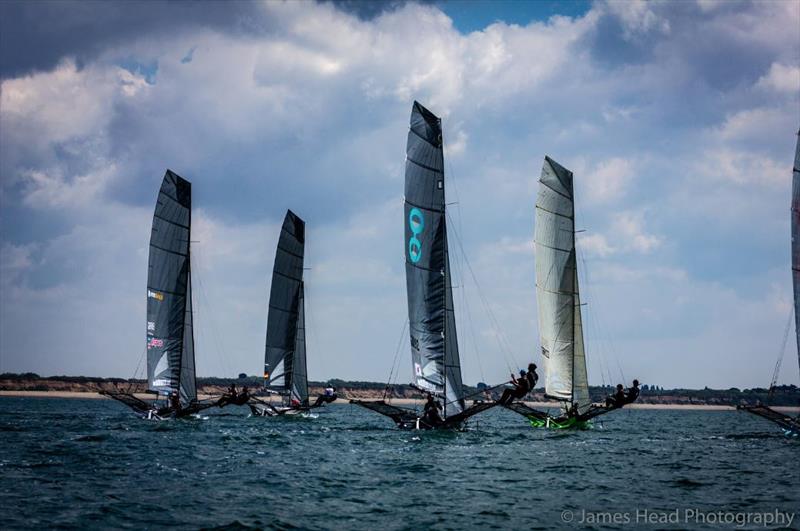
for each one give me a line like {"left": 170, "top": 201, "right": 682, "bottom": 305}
{"left": 313, "top": 386, "right": 338, "bottom": 407}
{"left": 605, "top": 384, "right": 625, "bottom": 408}
{"left": 422, "top": 393, "right": 444, "bottom": 426}
{"left": 526, "top": 363, "right": 539, "bottom": 392}
{"left": 624, "top": 379, "right": 640, "bottom": 405}
{"left": 498, "top": 370, "right": 531, "bottom": 405}
{"left": 233, "top": 386, "right": 250, "bottom": 405}
{"left": 217, "top": 383, "right": 239, "bottom": 407}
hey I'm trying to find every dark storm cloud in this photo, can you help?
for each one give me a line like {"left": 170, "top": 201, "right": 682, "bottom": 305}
{"left": 0, "top": 0, "right": 271, "bottom": 79}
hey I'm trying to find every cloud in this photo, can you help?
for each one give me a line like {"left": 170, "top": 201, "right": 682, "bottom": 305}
{"left": 610, "top": 211, "right": 662, "bottom": 254}
{"left": 756, "top": 62, "right": 800, "bottom": 93}
{"left": 582, "top": 157, "right": 636, "bottom": 204}
{"left": 1, "top": 0, "right": 799, "bottom": 389}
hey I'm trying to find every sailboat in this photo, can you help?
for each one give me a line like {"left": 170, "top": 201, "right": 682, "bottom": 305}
{"left": 503, "top": 157, "right": 622, "bottom": 428}
{"left": 103, "top": 170, "right": 218, "bottom": 419}
{"left": 248, "top": 210, "right": 315, "bottom": 417}
{"left": 737, "top": 131, "right": 800, "bottom": 435}
{"left": 351, "top": 101, "right": 496, "bottom": 429}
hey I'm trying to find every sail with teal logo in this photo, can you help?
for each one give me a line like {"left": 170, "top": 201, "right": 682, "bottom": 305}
{"left": 404, "top": 101, "right": 464, "bottom": 417}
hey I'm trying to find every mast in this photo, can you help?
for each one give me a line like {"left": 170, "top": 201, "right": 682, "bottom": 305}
{"left": 535, "top": 156, "right": 590, "bottom": 411}
{"left": 146, "top": 169, "right": 196, "bottom": 406}
{"left": 792, "top": 129, "right": 800, "bottom": 376}
{"left": 263, "top": 210, "right": 306, "bottom": 405}
{"left": 404, "top": 101, "right": 465, "bottom": 418}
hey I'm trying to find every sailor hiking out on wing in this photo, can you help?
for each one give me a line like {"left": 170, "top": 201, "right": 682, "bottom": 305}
{"left": 498, "top": 370, "right": 531, "bottom": 405}
{"left": 605, "top": 384, "right": 625, "bottom": 408}
{"left": 624, "top": 380, "right": 640, "bottom": 405}
{"left": 313, "top": 386, "right": 338, "bottom": 407}
{"left": 525, "top": 363, "right": 538, "bottom": 392}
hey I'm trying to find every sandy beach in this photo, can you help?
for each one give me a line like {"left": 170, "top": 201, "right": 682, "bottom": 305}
{"left": 2, "top": 391, "right": 797, "bottom": 412}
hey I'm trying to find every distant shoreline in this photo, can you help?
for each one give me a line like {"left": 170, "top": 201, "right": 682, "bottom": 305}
{"left": 2, "top": 391, "right": 798, "bottom": 412}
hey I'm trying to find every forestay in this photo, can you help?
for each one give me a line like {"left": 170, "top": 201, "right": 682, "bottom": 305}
{"left": 535, "top": 156, "right": 590, "bottom": 411}
{"left": 264, "top": 210, "right": 309, "bottom": 405}
{"left": 404, "top": 100, "right": 465, "bottom": 418}
{"left": 146, "top": 170, "right": 197, "bottom": 406}
{"left": 792, "top": 130, "right": 800, "bottom": 375}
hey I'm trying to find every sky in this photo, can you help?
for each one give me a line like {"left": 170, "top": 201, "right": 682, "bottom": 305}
{"left": 0, "top": 0, "right": 799, "bottom": 390}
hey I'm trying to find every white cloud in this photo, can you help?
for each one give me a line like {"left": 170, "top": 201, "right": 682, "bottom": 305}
{"left": 695, "top": 148, "right": 787, "bottom": 188}
{"left": 583, "top": 157, "right": 635, "bottom": 203}
{"left": 579, "top": 233, "right": 615, "bottom": 257}
{"left": 755, "top": 62, "right": 800, "bottom": 93}
{"left": 1, "top": 0, "right": 798, "bottom": 388}
{"left": 611, "top": 211, "right": 662, "bottom": 254}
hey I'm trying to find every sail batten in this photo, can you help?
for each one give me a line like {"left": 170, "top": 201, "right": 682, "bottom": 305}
{"left": 535, "top": 156, "right": 590, "bottom": 410}
{"left": 264, "top": 210, "right": 308, "bottom": 405}
{"left": 404, "top": 101, "right": 464, "bottom": 418}
{"left": 146, "top": 170, "right": 196, "bottom": 406}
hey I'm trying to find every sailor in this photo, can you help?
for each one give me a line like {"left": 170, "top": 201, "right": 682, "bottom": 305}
{"left": 312, "top": 386, "right": 338, "bottom": 407}
{"left": 605, "top": 384, "right": 625, "bottom": 408}
{"left": 169, "top": 391, "right": 181, "bottom": 412}
{"left": 567, "top": 402, "right": 579, "bottom": 418}
{"left": 422, "top": 393, "right": 444, "bottom": 426}
{"left": 624, "top": 380, "right": 640, "bottom": 405}
{"left": 526, "top": 363, "right": 539, "bottom": 392}
{"left": 497, "top": 370, "right": 531, "bottom": 405}
{"left": 233, "top": 386, "right": 250, "bottom": 406}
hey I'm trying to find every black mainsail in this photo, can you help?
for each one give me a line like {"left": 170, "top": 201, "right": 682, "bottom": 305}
{"left": 146, "top": 170, "right": 196, "bottom": 406}
{"left": 738, "top": 130, "right": 800, "bottom": 435}
{"left": 351, "top": 101, "right": 495, "bottom": 428}
{"left": 260, "top": 210, "right": 309, "bottom": 407}
{"left": 103, "top": 169, "right": 215, "bottom": 418}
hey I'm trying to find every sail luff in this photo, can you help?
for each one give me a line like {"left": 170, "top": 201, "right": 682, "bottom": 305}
{"left": 792, "top": 130, "right": 800, "bottom": 375}
{"left": 264, "top": 210, "right": 306, "bottom": 400}
{"left": 291, "top": 282, "right": 309, "bottom": 405}
{"left": 146, "top": 170, "right": 194, "bottom": 405}
{"left": 535, "top": 156, "right": 590, "bottom": 409}
{"left": 404, "top": 100, "right": 465, "bottom": 417}
{"left": 179, "top": 261, "right": 197, "bottom": 404}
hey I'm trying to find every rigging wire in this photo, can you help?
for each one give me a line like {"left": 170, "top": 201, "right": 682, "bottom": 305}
{"left": 446, "top": 211, "right": 521, "bottom": 372}
{"left": 383, "top": 319, "right": 409, "bottom": 399}
{"left": 768, "top": 306, "right": 793, "bottom": 402}
{"left": 445, "top": 155, "right": 511, "bottom": 382}
{"left": 191, "top": 244, "right": 233, "bottom": 378}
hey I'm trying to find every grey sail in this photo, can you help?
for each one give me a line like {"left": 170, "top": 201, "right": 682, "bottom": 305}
{"left": 404, "top": 101, "right": 464, "bottom": 417}
{"left": 264, "top": 210, "right": 308, "bottom": 405}
{"left": 535, "top": 156, "right": 590, "bottom": 410}
{"left": 291, "top": 282, "right": 309, "bottom": 404}
{"left": 146, "top": 170, "right": 197, "bottom": 405}
{"left": 793, "top": 130, "right": 800, "bottom": 374}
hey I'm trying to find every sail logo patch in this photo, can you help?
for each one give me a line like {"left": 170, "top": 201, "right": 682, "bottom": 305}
{"left": 147, "top": 338, "right": 164, "bottom": 349}
{"left": 148, "top": 290, "right": 164, "bottom": 301}
{"left": 147, "top": 321, "right": 156, "bottom": 334}
{"left": 408, "top": 207, "right": 425, "bottom": 263}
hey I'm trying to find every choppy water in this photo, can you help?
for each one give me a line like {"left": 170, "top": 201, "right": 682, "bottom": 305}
{"left": 0, "top": 397, "right": 797, "bottom": 530}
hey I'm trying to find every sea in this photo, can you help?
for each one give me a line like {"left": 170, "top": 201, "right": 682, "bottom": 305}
{"left": 0, "top": 397, "right": 797, "bottom": 530}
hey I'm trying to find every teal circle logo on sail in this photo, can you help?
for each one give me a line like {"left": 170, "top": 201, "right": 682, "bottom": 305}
{"left": 408, "top": 208, "right": 424, "bottom": 263}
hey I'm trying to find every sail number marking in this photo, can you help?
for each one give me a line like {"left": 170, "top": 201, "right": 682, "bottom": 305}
{"left": 408, "top": 207, "right": 425, "bottom": 263}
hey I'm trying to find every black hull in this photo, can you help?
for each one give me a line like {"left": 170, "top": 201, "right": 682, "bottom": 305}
{"left": 101, "top": 391, "right": 217, "bottom": 419}
{"left": 350, "top": 399, "right": 496, "bottom": 430}
{"left": 503, "top": 401, "right": 620, "bottom": 424}
{"left": 738, "top": 404, "right": 800, "bottom": 434}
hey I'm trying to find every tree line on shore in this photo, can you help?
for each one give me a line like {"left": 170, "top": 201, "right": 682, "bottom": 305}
{"left": 1, "top": 373, "right": 798, "bottom": 406}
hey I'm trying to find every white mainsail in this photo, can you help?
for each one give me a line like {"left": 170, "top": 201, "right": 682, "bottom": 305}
{"left": 535, "top": 156, "right": 591, "bottom": 410}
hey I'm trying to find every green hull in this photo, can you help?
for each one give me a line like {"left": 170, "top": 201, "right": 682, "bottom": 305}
{"left": 528, "top": 416, "right": 590, "bottom": 430}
